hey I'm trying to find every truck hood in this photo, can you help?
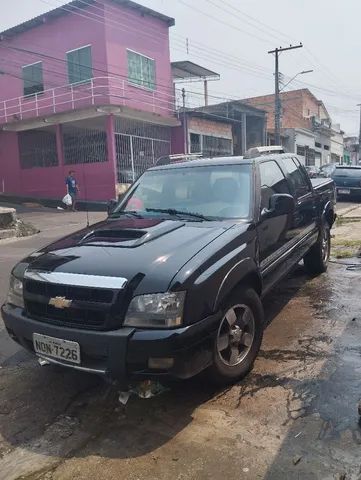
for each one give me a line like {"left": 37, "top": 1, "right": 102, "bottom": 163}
{"left": 26, "top": 217, "right": 235, "bottom": 294}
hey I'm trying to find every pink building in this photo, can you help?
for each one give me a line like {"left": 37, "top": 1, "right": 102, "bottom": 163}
{"left": 0, "top": 0, "right": 178, "bottom": 203}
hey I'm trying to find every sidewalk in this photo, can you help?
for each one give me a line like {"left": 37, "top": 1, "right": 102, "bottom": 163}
{"left": 336, "top": 203, "right": 361, "bottom": 219}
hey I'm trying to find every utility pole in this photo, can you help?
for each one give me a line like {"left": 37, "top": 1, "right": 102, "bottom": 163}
{"left": 204, "top": 80, "right": 209, "bottom": 106}
{"left": 357, "top": 103, "right": 361, "bottom": 164}
{"left": 182, "top": 88, "right": 188, "bottom": 154}
{"left": 268, "top": 44, "right": 303, "bottom": 146}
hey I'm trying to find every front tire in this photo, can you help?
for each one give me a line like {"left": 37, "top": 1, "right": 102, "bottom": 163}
{"left": 207, "top": 288, "right": 264, "bottom": 385}
{"left": 303, "top": 222, "right": 330, "bottom": 275}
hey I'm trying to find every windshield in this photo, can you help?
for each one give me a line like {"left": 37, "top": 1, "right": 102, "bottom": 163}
{"left": 333, "top": 168, "right": 361, "bottom": 177}
{"left": 115, "top": 164, "right": 251, "bottom": 220}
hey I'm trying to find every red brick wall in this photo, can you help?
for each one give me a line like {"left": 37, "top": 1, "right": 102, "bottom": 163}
{"left": 243, "top": 89, "right": 320, "bottom": 131}
{"left": 188, "top": 117, "right": 232, "bottom": 138}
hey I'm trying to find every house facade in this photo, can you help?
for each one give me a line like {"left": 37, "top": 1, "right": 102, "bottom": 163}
{"left": 242, "top": 89, "right": 344, "bottom": 168}
{"left": 172, "top": 102, "right": 266, "bottom": 159}
{"left": 0, "top": 0, "right": 177, "bottom": 202}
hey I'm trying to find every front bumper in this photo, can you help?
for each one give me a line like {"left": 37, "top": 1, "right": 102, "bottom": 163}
{"left": 1, "top": 304, "right": 220, "bottom": 383}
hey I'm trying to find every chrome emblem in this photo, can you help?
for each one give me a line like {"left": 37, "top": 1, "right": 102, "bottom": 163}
{"left": 49, "top": 296, "right": 72, "bottom": 309}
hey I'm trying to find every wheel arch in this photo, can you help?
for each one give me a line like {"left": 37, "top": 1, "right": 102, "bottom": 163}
{"left": 214, "top": 258, "right": 262, "bottom": 311}
{"left": 322, "top": 200, "right": 335, "bottom": 228}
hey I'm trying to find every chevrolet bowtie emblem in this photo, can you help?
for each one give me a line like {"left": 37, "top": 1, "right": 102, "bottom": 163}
{"left": 49, "top": 296, "right": 72, "bottom": 309}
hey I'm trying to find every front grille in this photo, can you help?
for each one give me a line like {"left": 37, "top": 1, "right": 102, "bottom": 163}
{"left": 26, "top": 281, "right": 114, "bottom": 303}
{"left": 24, "top": 279, "right": 122, "bottom": 330}
{"left": 26, "top": 301, "right": 109, "bottom": 329}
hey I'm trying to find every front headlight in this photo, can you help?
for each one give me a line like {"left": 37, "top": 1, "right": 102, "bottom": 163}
{"left": 124, "top": 291, "right": 186, "bottom": 328}
{"left": 6, "top": 275, "right": 24, "bottom": 308}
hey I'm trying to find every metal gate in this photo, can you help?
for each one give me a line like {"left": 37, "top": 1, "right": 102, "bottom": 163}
{"left": 115, "top": 118, "right": 171, "bottom": 183}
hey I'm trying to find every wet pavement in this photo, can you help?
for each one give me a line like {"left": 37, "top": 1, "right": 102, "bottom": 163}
{"left": 0, "top": 205, "right": 361, "bottom": 479}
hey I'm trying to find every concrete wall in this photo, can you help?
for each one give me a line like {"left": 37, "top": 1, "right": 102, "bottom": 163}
{"left": 284, "top": 128, "right": 315, "bottom": 153}
{"left": 317, "top": 132, "right": 332, "bottom": 165}
{"left": 330, "top": 129, "right": 344, "bottom": 163}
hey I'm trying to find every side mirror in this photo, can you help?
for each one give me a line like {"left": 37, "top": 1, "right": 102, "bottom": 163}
{"left": 107, "top": 199, "right": 118, "bottom": 215}
{"left": 266, "top": 194, "right": 295, "bottom": 216}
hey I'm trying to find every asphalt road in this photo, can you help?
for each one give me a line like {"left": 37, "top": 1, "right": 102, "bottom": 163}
{"left": 0, "top": 205, "right": 361, "bottom": 480}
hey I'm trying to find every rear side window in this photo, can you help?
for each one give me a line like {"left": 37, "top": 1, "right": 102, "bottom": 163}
{"left": 259, "top": 160, "right": 290, "bottom": 210}
{"left": 281, "top": 157, "right": 311, "bottom": 198}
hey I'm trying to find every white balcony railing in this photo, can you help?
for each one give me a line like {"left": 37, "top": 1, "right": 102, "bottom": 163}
{"left": 0, "top": 76, "right": 176, "bottom": 125}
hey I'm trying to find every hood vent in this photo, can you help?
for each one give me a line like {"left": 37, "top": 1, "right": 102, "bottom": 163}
{"left": 80, "top": 229, "right": 145, "bottom": 244}
{"left": 79, "top": 222, "right": 185, "bottom": 247}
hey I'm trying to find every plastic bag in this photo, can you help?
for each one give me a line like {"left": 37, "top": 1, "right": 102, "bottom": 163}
{"left": 62, "top": 194, "right": 72, "bottom": 206}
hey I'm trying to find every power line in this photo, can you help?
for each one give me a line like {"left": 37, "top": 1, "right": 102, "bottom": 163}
{"left": 21, "top": 0, "right": 355, "bottom": 106}
{"left": 177, "top": 0, "right": 273, "bottom": 46}
{"left": 204, "top": 0, "right": 293, "bottom": 45}
{"left": 179, "top": 0, "right": 361, "bottom": 104}
{"left": 36, "top": 0, "right": 277, "bottom": 89}
{"left": 3, "top": 0, "right": 359, "bottom": 128}
{"left": 38, "top": 0, "right": 165, "bottom": 46}
{"left": 41, "top": 0, "right": 276, "bottom": 77}
{"left": 39, "top": 0, "right": 360, "bottom": 107}
{"left": 74, "top": 0, "right": 278, "bottom": 77}
{"left": 0, "top": 44, "right": 175, "bottom": 96}
{"left": 0, "top": 50, "right": 344, "bottom": 126}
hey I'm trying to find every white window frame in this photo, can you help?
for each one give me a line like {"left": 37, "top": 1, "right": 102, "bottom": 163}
{"left": 127, "top": 48, "right": 156, "bottom": 91}
{"left": 66, "top": 44, "right": 92, "bottom": 55}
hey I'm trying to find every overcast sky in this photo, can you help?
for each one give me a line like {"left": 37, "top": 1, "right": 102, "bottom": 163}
{"left": 2, "top": 0, "right": 360, "bottom": 135}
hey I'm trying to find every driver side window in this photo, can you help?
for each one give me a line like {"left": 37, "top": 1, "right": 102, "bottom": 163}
{"left": 259, "top": 161, "right": 291, "bottom": 211}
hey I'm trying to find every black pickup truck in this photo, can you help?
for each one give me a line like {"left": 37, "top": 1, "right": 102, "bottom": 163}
{"left": 2, "top": 153, "right": 336, "bottom": 385}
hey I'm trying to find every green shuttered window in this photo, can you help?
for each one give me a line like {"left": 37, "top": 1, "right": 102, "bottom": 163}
{"left": 67, "top": 46, "right": 93, "bottom": 85}
{"left": 127, "top": 50, "right": 156, "bottom": 90}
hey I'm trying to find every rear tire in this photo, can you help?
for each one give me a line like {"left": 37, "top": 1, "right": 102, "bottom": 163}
{"left": 303, "top": 221, "right": 330, "bottom": 275}
{"left": 207, "top": 287, "right": 264, "bottom": 385}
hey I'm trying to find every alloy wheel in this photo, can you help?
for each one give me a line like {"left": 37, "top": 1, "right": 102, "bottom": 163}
{"left": 216, "top": 304, "right": 256, "bottom": 367}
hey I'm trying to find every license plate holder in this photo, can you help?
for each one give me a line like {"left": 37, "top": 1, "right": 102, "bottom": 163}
{"left": 338, "top": 188, "right": 350, "bottom": 194}
{"left": 33, "top": 333, "right": 81, "bottom": 364}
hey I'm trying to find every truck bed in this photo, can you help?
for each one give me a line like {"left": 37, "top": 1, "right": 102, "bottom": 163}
{"left": 311, "top": 177, "right": 334, "bottom": 193}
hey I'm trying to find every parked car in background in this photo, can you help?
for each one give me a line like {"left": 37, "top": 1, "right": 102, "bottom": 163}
{"left": 320, "top": 163, "right": 337, "bottom": 178}
{"left": 332, "top": 165, "right": 361, "bottom": 199}
{"left": 305, "top": 166, "right": 320, "bottom": 178}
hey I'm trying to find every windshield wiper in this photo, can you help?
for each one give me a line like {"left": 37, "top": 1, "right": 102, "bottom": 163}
{"left": 108, "top": 210, "right": 143, "bottom": 219}
{"left": 145, "top": 208, "right": 211, "bottom": 221}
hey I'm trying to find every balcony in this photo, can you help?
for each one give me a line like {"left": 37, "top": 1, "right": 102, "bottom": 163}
{"left": 0, "top": 76, "right": 176, "bottom": 126}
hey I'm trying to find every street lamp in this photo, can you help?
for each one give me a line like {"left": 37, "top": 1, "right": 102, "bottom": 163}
{"left": 280, "top": 69, "right": 313, "bottom": 92}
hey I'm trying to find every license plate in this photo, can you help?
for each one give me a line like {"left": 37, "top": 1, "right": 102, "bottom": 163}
{"left": 33, "top": 333, "right": 81, "bottom": 364}
{"left": 338, "top": 188, "right": 350, "bottom": 194}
